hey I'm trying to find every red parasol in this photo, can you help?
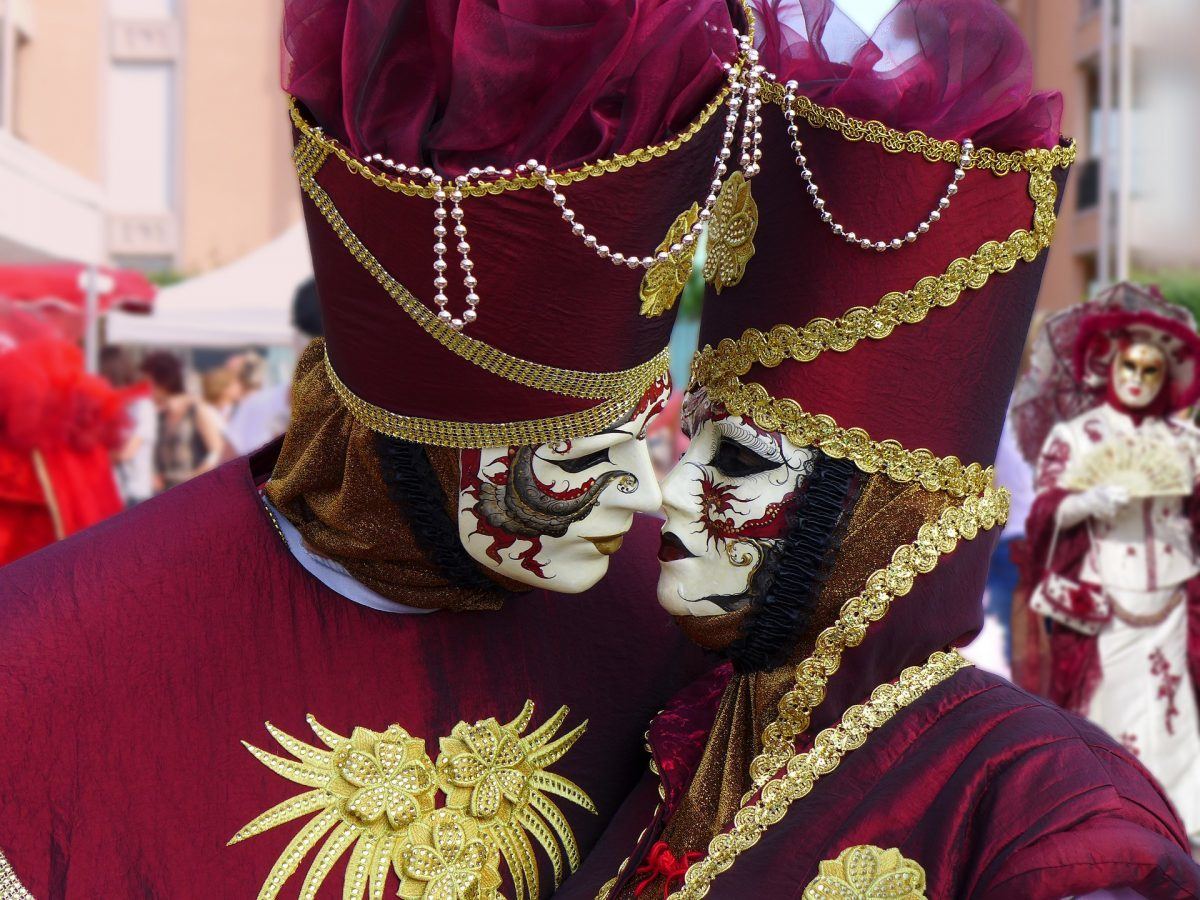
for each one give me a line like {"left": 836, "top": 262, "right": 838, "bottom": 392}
{"left": 1010, "top": 282, "right": 1196, "bottom": 464}
{"left": 0, "top": 264, "right": 157, "bottom": 314}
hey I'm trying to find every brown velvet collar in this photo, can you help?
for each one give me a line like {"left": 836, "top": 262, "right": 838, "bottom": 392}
{"left": 264, "top": 340, "right": 516, "bottom": 612}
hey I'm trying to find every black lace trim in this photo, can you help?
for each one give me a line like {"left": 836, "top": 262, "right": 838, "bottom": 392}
{"left": 726, "top": 453, "right": 862, "bottom": 674}
{"left": 375, "top": 436, "right": 506, "bottom": 594}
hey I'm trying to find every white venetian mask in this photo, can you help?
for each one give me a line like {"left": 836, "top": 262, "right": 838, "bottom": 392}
{"left": 657, "top": 389, "right": 814, "bottom": 617}
{"left": 457, "top": 379, "right": 671, "bottom": 592}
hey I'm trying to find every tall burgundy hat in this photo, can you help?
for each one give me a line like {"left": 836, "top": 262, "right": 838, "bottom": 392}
{"left": 282, "top": 0, "right": 753, "bottom": 449}
{"left": 688, "top": 0, "right": 1074, "bottom": 732}
{"left": 1074, "top": 306, "right": 1200, "bottom": 412}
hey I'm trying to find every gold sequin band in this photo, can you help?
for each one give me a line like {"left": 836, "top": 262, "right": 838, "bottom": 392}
{"left": 759, "top": 81, "right": 1076, "bottom": 175}
{"left": 693, "top": 163, "right": 1058, "bottom": 380}
{"left": 0, "top": 848, "right": 33, "bottom": 900}
{"left": 325, "top": 349, "right": 669, "bottom": 449}
{"left": 594, "top": 649, "right": 971, "bottom": 900}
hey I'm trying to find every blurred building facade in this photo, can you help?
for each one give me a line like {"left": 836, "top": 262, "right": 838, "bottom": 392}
{"left": 0, "top": 0, "right": 297, "bottom": 272}
{"left": 1003, "top": 0, "right": 1200, "bottom": 311}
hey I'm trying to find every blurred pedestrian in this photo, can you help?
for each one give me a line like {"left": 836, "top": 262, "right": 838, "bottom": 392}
{"left": 141, "top": 351, "right": 223, "bottom": 491}
{"left": 100, "top": 346, "right": 158, "bottom": 507}
{"left": 201, "top": 366, "right": 244, "bottom": 424}
{"left": 226, "top": 279, "right": 323, "bottom": 455}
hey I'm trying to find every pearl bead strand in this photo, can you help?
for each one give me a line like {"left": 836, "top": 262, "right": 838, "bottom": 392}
{"left": 360, "top": 31, "right": 762, "bottom": 330}
{"left": 780, "top": 79, "right": 974, "bottom": 252}
{"left": 537, "top": 32, "right": 764, "bottom": 271}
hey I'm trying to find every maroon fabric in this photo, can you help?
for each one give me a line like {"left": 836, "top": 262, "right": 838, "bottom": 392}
{"left": 555, "top": 668, "right": 1200, "bottom": 899}
{"left": 697, "top": 111, "right": 1069, "bottom": 468}
{"left": 0, "top": 449, "right": 711, "bottom": 898}
{"left": 283, "top": 0, "right": 737, "bottom": 172}
{"left": 645, "top": 663, "right": 730, "bottom": 810}
{"left": 308, "top": 109, "right": 726, "bottom": 425}
{"left": 753, "top": 0, "right": 1062, "bottom": 149}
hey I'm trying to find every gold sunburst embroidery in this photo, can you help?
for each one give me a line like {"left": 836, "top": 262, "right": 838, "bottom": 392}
{"left": 803, "top": 845, "right": 927, "bottom": 900}
{"left": 640, "top": 204, "right": 701, "bottom": 317}
{"left": 702, "top": 171, "right": 757, "bottom": 293}
{"left": 230, "top": 701, "right": 593, "bottom": 900}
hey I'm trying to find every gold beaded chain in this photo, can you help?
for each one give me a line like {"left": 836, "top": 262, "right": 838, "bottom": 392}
{"left": 692, "top": 162, "right": 1059, "bottom": 384}
{"left": 758, "top": 81, "right": 1076, "bottom": 175}
{"left": 593, "top": 650, "right": 972, "bottom": 900}
{"left": 0, "top": 848, "right": 34, "bottom": 900}
{"left": 323, "top": 350, "right": 667, "bottom": 449}
{"left": 288, "top": 89, "right": 732, "bottom": 200}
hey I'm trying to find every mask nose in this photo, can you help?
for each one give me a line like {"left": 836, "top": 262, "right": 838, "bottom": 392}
{"left": 608, "top": 439, "right": 664, "bottom": 515}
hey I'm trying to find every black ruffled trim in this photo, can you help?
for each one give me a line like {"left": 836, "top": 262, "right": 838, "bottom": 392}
{"left": 375, "top": 436, "right": 506, "bottom": 594}
{"left": 726, "top": 453, "right": 861, "bottom": 674}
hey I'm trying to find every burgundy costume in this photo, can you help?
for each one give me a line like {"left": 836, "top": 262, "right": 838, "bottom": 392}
{"left": 555, "top": 2, "right": 1200, "bottom": 897}
{"left": 0, "top": 1, "right": 745, "bottom": 896}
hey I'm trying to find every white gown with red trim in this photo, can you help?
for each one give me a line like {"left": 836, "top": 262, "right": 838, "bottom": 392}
{"left": 1035, "top": 402, "right": 1200, "bottom": 840}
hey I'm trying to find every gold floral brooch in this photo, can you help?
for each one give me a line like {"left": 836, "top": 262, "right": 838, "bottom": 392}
{"left": 230, "top": 701, "right": 594, "bottom": 900}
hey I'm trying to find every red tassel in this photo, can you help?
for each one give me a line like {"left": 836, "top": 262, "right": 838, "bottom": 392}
{"left": 634, "top": 841, "right": 702, "bottom": 898}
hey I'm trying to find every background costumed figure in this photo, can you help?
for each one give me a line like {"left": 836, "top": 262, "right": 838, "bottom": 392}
{"left": 0, "top": 1, "right": 755, "bottom": 896}
{"left": 556, "top": 2, "right": 1200, "bottom": 897}
{"left": 0, "top": 302, "right": 125, "bottom": 565}
{"left": 1016, "top": 284, "right": 1200, "bottom": 845}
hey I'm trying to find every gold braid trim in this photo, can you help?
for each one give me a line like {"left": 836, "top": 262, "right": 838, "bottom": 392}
{"left": 693, "top": 163, "right": 1058, "bottom": 380}
{"left": 748, "top": 487, "right": 1007, "bottom": 785}
{"left": 296, "top": 135, "right": 665, "bottom": 403}
{"left": 758, "top": 80, "right": 1076, "bottom": 174}
{"left": 324, "top": 349, "right": 668, "bottom": 448}
{"left": 700, "top": 379, "right": 998, "bottom": 498}
{"left": 670, "top": 651, "right": 970, "bottom": 900}
{"left": 593, "top": 650, "right": 971, "bottom": 900}
{"left": 0, "top": 848, "right": 34, "bottom": 900}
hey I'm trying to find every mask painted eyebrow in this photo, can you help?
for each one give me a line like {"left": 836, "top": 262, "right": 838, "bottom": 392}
{"left": 713, "top": 418, "right": 784, "bottom": 464}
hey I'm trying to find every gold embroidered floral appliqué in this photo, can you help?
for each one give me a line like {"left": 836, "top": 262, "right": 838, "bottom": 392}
{"left": 230, "top": 701, "right": 594, "bottom": 900}
{"left": 703, "top": 171, "right": 757, "bottom": 293}
{"left": 640, "top": 204, "right": 700, "bottom": 318}
{"left": 803, "top": 845, "right": 927, "bottom": 900}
